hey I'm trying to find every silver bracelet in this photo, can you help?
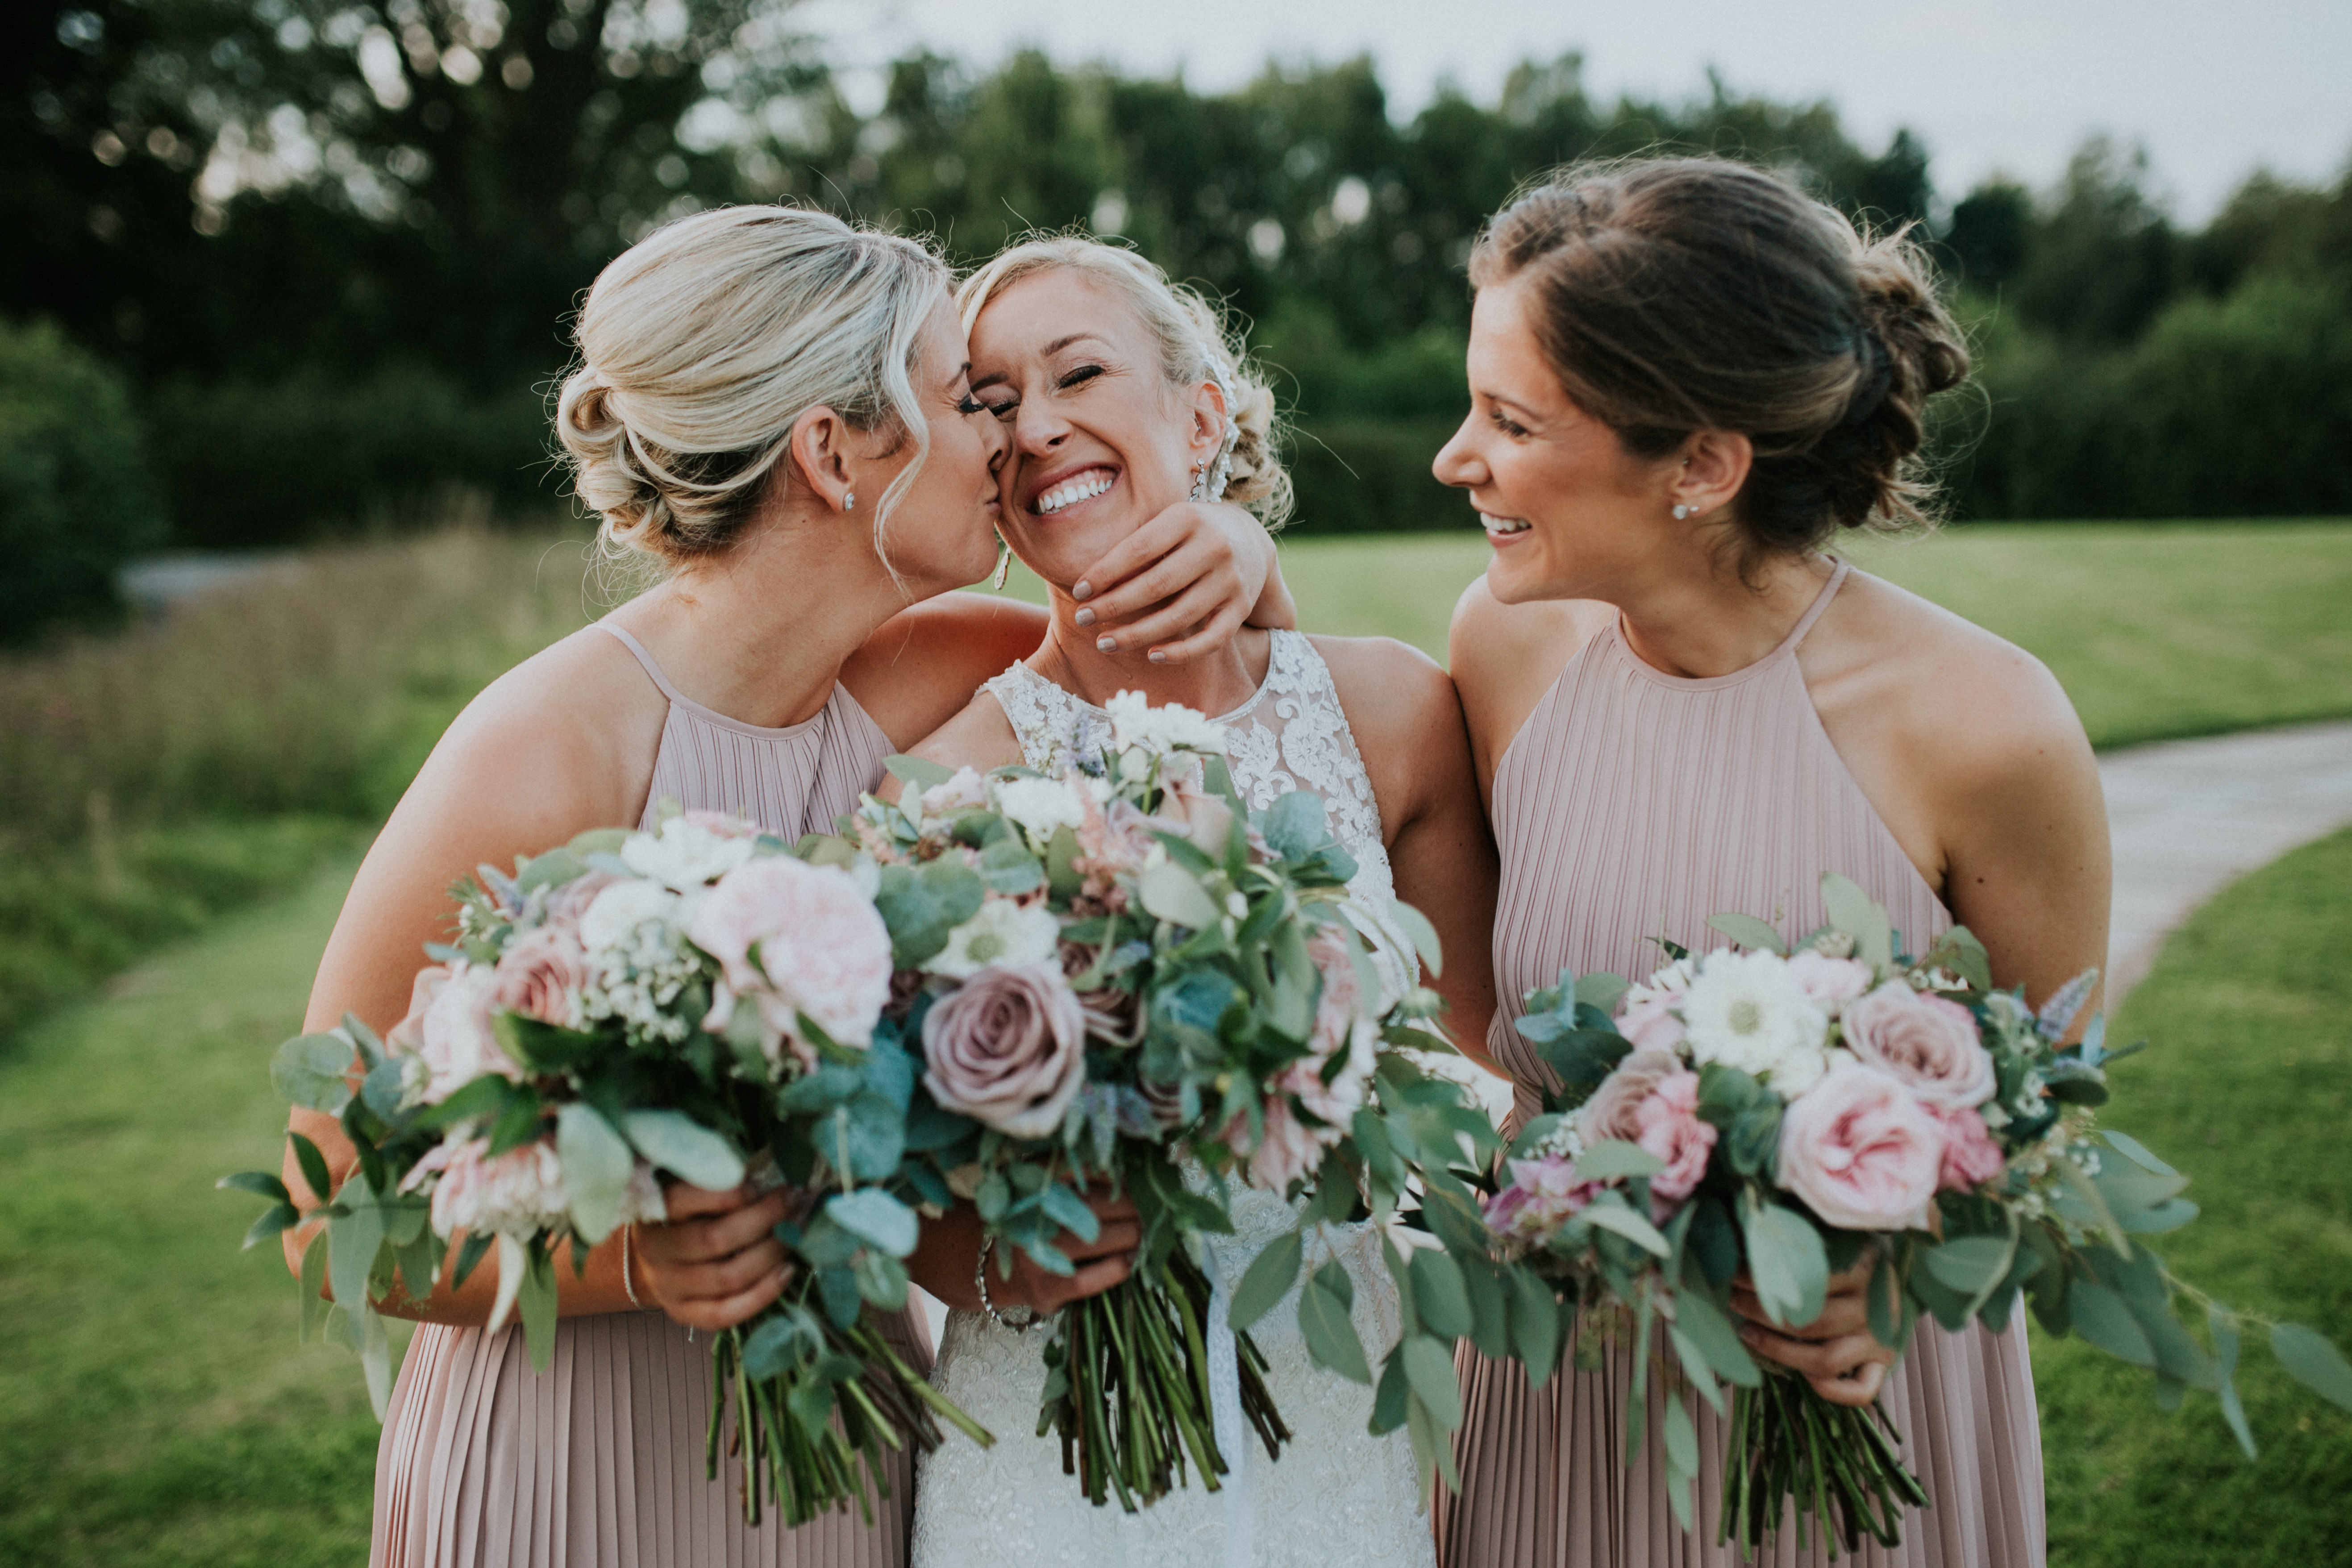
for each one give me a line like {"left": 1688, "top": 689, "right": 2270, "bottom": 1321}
{"left": 620, "top": 1222, "right": 645, "bottom": 1310}
{"left": 975, "top": 1236, "right": 1037, "bottom": 1332}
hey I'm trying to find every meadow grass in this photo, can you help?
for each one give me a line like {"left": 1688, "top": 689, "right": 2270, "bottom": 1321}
{"left": 2033, "top": 827, "right": 2352, "bottom": 1564}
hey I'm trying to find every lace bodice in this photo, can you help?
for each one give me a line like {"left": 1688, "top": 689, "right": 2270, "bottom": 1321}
{"left": 985, "top": 629, "right": 1397, "bottom": 913}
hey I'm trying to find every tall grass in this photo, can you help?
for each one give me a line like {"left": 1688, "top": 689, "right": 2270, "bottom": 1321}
{"left": 0, "top": 520, "right": 598, "bottom": 1040}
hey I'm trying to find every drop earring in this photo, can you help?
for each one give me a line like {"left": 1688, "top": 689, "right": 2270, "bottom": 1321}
{"left": 1188, "top": 458, "right": 1211, "bottom": 504}
{"left": 991, "top": 533, "right": 1011, "bottom": 591}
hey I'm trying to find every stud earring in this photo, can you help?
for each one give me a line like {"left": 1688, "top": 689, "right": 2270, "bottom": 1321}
{"left": 1671, "top": 502, "right": 1695, "bottom": 520}
{"left": 842, "top": 490, "right": 856, "bottom": 512}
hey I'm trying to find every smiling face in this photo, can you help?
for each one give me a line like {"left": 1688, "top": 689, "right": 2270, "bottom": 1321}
{"left": 965, "top": 269, "right": 1223, "bottom": 591}
{"left": 849, "top": 294, "right": 1008, "bottom": 596}
{"left": 1433, "top": 272, "right": 1687, "bottom": 605}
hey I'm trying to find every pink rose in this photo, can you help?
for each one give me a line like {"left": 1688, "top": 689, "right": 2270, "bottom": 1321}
{"left": 686, "top": 857, "right": 894, "bottom": 1048}
{"left": 1840, "top": 982, "right": 1994, "bottom": 1110}
{"left": 1930, "top": 1104, "right": 2006, "bottom": 1192}
{"left": 1775, "top": 1059, "right": 1946, "bottom": 1231}
{"left": 1227, "top": 1093, "right": 1325, "bottom": 1193}
{"left": 1616, "top": 958, "right": 1695, "bottom": 1053}
{"left": 542, "top": 869, "right": 618, "bottom": 928}
{"left": 1786, "top": 951, "right": 1876, "bottom": 1014}
{"left": 1631, "top": 1070, "right": 1718, "bottom": 1217}
{"left": 403, "top": 1132, "right": 568, "bottom": 1239}
{"left": 491, "top": 925, "right": 589, "bottom": 1028}
{"left": 390, "top": 964, "right": 523, "bottom": 1104}
{"left": 1484, "top": 1154, "right": 1600, "bottom": 1239}
{"left": 921, "top": 961, "right": 1087, "bottom": 1138}
{"left": 1575, "top": 1048, "right": 1686, "bottom": 1146}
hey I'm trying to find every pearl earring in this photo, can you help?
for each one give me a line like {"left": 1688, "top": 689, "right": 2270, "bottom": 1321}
{"left": 1672, "top": 502, "right": 1695, "bottom": 520}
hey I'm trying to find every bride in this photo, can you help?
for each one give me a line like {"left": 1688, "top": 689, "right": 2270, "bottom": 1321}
{"left": 891, "top": 237, "right": 1502, "bottom": 1567}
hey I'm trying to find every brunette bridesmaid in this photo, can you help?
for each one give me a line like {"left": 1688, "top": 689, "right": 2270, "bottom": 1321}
{"left": 1432, "top": 158, "right": 2109, "bottom": 1568}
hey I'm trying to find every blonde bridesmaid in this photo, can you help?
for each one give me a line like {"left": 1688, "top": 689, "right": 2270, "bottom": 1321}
{"left": 284, "top": 204, "right": 1292, "bottom": 1568}
{"left": 1432, "top": 158, "right": 2109, "bottom": 1568}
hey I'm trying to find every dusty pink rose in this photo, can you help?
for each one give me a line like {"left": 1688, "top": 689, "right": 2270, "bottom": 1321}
{"left": 390, "top": 964, "right": 523, "bottom": 1104}
{"left": 1575, "top": 1048, "right": 1687, "bottom": 1146}
{"left": 541, "top": 869, "right": 619, "bottom": 928}
{"left": 1484, "top": 1154, "right": 1600, "bottom": 1239}
{"left": 1786, "top": 951, "right": 1876, "bottom": 1014}
{"left": 491, "top": 925, "right": 590, "bottom": 1028}
{"left": 1228, "top": 1094, "right": 1325, "bottom": 1193}
{"left": 686, "top": 857, "right": 893, "bottom": 1048}
{"left": 403, "top": 1132, "right": 568, "bottom": 1239}
{"left": 921, "top": 961, "right": 1087, "bottom": 1138}
{"left": 1840, "top": 982, "right": 1994, "bottom": 1110}
{"left": 1776, "top": 1059, "right": 1946, "bottom": 1231}
{"left": 1631, "top": 1070, "right": 1718, "bottom": 1217}
{"left": 1930, "top": 1104, "right": 2007, "bottom": 1192}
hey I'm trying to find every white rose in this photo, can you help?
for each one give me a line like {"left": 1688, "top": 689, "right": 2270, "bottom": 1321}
{"left": 579, "top": 878, "right": 686, "bottom": 955}
{"left": 918, "top": 766, "right": 991, "bottom": 818}
{"left": 992, "top": 775, "right": 1087, "bottom": 846}
{"left": 1105, "top": 690, "right": 1228, "bottom": 757}
{"left": 1679, "top": 948, "right": 1831, "bottom": 1095}
{"left": 924, "top": 896, "right": 1062, "bottom": 979}
{"left": 620, "top": 816, "right": 759, "bottom": 890}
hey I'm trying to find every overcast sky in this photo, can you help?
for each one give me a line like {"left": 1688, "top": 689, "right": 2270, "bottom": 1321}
{"left": 800, "top": 0, "right": 2352, "bottom": 223}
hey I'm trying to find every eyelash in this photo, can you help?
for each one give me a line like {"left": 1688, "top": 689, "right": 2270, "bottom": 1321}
{"left": 956, "top": 394, "right": 988, "bottom": 415}
{"left": 1057, "top": 364, "right": 1103, "bottom": 391}
{"left": 1490, "top": 409, "right": 1530, "bottom": 438}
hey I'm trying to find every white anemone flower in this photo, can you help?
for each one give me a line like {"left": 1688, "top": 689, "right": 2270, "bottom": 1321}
{"left": 1679, "top": 948, "right": 1832, "bottom": 1095}
{"left": 620, "top": 816, "right": 758, "bottom": 891}
{"left": 1104, "top": 689, "right": 1228, "bottom": 757}
{"left": 924, "top": 897, "right": 1062, "bottom": 979}
{"left": 992, "top": 775, "right": 1087, "bottom": 846}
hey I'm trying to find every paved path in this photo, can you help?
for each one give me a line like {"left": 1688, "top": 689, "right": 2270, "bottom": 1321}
{"left": 2100, "top": 718, "right": 2352, "bottom": 1002}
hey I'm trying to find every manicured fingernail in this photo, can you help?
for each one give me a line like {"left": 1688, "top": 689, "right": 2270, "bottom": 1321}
{"left": 1096, "top": 636, "right": 1117, "bottom": 652}
{"left": 1073, "top": 580, "right": 1093, "bottom": 600}
{"left": 1147, "top": 649, "right": 1166, "bottom": 664}
{"left": 1074, "top": 607, "right": 1095, "bottom": 627}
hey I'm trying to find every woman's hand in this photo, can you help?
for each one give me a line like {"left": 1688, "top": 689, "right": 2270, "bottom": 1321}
{"left": 634, "top": 1182, "right": 795, "bottom": 1332}
{"left": 1070, "top": 500, "right": 1295, "bottom": 664}
{"left": 1729, "top": 1252, "right": 1899, "bottom": 1407}
{"left": 906, "top": 1185, "right": 1141, "bottom": 1316}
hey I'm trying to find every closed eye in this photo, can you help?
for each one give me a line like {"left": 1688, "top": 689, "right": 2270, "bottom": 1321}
{"left": 1056, "top": 364, "right": 1104, "bottom": 391}
{"left": 1489, "top": 408, "right": 1531, "bottom": 439}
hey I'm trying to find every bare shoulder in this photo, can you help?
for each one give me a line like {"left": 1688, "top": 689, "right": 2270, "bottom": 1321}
{"left": 1447, "top": 574, "right": 1611, "bottom": 789}
{"left": 1310, "top": 633, "right": 1457, "bottom": 734}
{"left": 841, "top": 591, "right": 1049, "bottom": 748}
{"left": 1809, "top": 570, "right": 2090, "bottom": 793}
{"left": 425, "top": 622, "right": 664, "bottom": 827}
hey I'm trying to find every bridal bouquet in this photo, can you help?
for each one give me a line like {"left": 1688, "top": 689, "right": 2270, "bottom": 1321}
{"left": 220, "top": 809, "right": 986, "bottom": 1529}
{"left": 1486, "top": 873, "right": 2352, "bottom": 1556}
{"left": 831, "top": 692, "right": 1502, "bottom": 1510}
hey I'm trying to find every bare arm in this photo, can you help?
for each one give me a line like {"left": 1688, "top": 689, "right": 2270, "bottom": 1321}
{"left": 281, "top": 631, "right": 663, "bottom": 1324}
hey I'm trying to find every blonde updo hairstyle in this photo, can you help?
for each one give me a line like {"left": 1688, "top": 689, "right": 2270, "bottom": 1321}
{"left": 557, "top": 205, "right": 950, "bottom": 569}
{"left": 955, "top": 236, "right": 1292, "bottom": 529}
{"left": 1471, "top": 157, "right": 1969, "bottom": 573}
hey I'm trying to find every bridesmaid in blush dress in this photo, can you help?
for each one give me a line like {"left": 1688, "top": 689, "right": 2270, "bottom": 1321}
{"left": 1428, "top": 159, "right": 2111, "bottom": 1568}
{"left": 283, "top": 204, "right": 1295, "bottom": 1568}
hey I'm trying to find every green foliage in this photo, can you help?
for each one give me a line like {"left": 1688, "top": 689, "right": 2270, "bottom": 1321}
{"left": 0, "top": 316, "right": 165, "bottom": 643}
{"left": 2035, "top": 828, "right": 2352, "bottom": 1565}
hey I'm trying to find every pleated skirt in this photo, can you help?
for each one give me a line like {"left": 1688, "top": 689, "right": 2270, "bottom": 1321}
{"left": 1433, "top": 1314, "right": 2044, "bottom": 1568}
{"left": 372, "top": 1306, "right": 931, "bottom": 1568}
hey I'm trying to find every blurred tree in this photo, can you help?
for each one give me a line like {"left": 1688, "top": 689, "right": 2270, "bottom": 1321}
{"left": 1943, "top": 178, "right": 2034, "bottom": 293}
{"left": 2011, "top": 138, "right": 2180, "bottom": 344}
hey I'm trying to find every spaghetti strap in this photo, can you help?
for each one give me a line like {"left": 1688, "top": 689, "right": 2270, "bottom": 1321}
{"left": 1779, "top": 558, "right": 1852, "bottom": 655}
{"left": 593, "top": 620, "right": 689, "bottom": 706}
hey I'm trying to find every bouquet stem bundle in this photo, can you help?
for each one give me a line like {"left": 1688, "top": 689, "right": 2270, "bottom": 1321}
{"left": 1720, "top": 1371, "right": 1927, "bottom": 1557}
{"left": 1041, "top": 1247, "right": 1289, "bottom": 1510}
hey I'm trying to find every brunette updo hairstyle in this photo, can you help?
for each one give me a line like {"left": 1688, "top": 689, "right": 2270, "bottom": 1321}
{"left": 1470, "top": 157, "right": 1969, "bottom": 567}
{"left": 956, "top": 236, "right": 1293, "bottom": 528}
{"left": 556, "top": 205, "right": 949, "bottom": 567}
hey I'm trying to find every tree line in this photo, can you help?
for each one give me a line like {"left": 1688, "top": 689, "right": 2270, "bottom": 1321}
{"left": 6, "top": 0, "right": 2350, "bottom": 639}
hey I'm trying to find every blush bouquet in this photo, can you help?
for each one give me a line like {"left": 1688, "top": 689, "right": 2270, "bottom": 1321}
{"left": 834, "top": 692, "right": 1502, "bottom": 1510}
{"left": 1487, "top": 873, "right": 2352, "bottom": 1556}
{"left": 220, "top": 809, "right": 986, "bottom": 1530}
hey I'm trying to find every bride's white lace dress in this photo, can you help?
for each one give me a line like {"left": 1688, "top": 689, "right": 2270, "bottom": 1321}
{"left": 908, "top": 630, "right": 1436, "bottom": 1568}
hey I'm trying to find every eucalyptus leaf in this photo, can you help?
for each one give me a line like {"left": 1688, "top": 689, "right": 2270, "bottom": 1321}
{"left": 1299, "top": 1264, "right": 1373, "bottom": 1385}
{"left": 2068, "top": 1281, "right": 2157, "bottom": 1367}
{"left": 272, "top": 1031, "right": 358, "bottom": 1113}
{"left": 1510, "top": 1268, "right": 1563, "bottom": 1386}
{"left": 1407, "top": 1248, "right": 1475, "bottom": 1340}
{"left": 291, "top": 1130, "right": 335, "bottom": 1203}
{"left": 359, "top": 1301, "right": 392, "bottom": 1418}
{"left": 825, "top": 1189, "right": 920, "bottom": 1258}
{"left": 1582, "top": 1194, "right": 1672, "bottom": 1258}
{"left": 555, "top": 1103, "right": 633, "bottom": 1244}
{"left": 1663, "top": 1393, "right": 1701, "bottom": 1485}
{"left": 2270, "top": 1323, "right": 2352, "bottom": 1411}
{"left": 1740, "top": 1200, "right": 1828, "bottom": 1328}
{"left": 1401, "top": 1333, "right": 1464, "bottom": 1428}
{"left": 1704, "top": 913, "right": 1788, "bottom": 956}
{"left": 1260, "top": 791, "right": 1335, "bottom": 861}
{"left": 620, "top": 1109, "right": 745, "bottom": 1191}
{"left": 1924, "top": 1235, "right": 2015, "bottom": 1296}
{"left": 218, "top": 1169, "right": 291, "bottom": 1204}
{"left": 1228, "top": 1229, "right": 1303, "bottom": 1331}
{"left": 2209, "top": 1306, "right": 2256, "bottom": 1459}
{"left": 1137, "top": 860, "right": 1222, "bottom": 930}
{"left": 1668, "top": 1326, "right": 1725, "bottom": 1414}
{"left": 1672, "top": 1286, "right": 1762, "bottom": 1387}
{"left": 519, "top": 1246, "right": 559, "bottom": 1372}
{"left": 1387, "top": 900, "right": 1445, "bottom": 977}
{"left": 2101, "top": 1129, "right": 2179, "bottom": 1178}
{"left": 1370, "top": 1347, "right": 1411, "bottom": 1434}
{"left": 327, "top": 1173, "right": 385, "bottom": 1310}
{"left": 1573, "top": 972, "right": 1630, "bottom": 1016}
{"left": 1819, "top": 873, "right": 1892, "bottom": 970}
{"left": 1573, "top": 1140, "right": 1667, "bottom": 1183}
{"left": 241, "top": 1202, "right": 299, "bottom": 1249}
{"left": 883, "top": 754, "right": 956, "bottom": 792}
{"left": 1037, "top": 1182, "right": 1102, "bottom": 1245}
